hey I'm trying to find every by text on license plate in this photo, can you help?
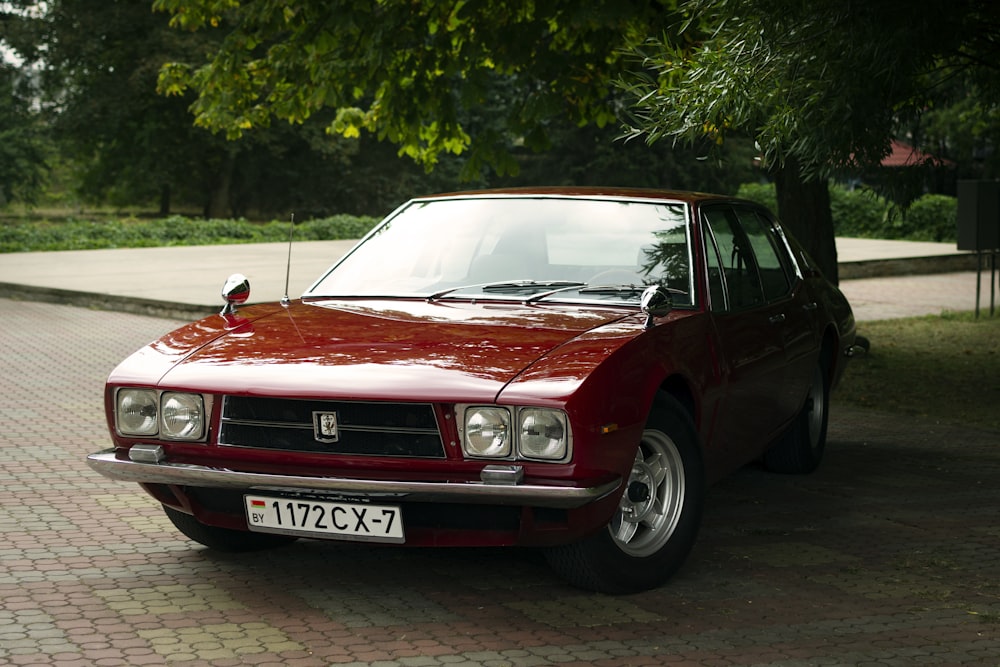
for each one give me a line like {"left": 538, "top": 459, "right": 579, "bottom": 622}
{"left": 244, "top": 495, "right": 404, "bottom": 543}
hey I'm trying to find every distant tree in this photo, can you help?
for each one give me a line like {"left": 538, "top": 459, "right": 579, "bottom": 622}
{"left": 6, "top": 0, "right": 383, "bottom": 218}
{"left": 5, "top": 0, "right": 232, "bottom": 214}
{"left": 0, "top": 61, "right": 49, "bottom": 205}
{"left": 918, "top": 76, "right": 1000, "bottom": 181}
{"left": 620, "top": 0, "right": 1000, "bottom": 282}
{"left": 498, "top": 119, "right": 757, "bottom": 194}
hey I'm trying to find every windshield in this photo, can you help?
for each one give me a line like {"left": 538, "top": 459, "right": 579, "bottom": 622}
{"left": 305, "top": 196, "right": 694, "bottom": 307}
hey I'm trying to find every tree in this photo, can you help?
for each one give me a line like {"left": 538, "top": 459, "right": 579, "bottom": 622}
{"left": 20, "top": 0, "right": 765, "bottom": 220}
{"left": 919, "top": 76, "right": 1000, "bottom": 182}
{"left": 7, "top": 0, "right": 377, "bottom": 218}
{"left": 620, "top": 0, "right": 1000, "bottom": 282}
{"left": 0, "top": 60, "right": 49, "bottom": 206}
{"left": 497, "top": 119, "right": 757, "bottom": 193}
{"left": 151, "top": 0, "right": 680, "bottom": 180}
{"left": 5, "top": 0, "right": 229, "bottom": 214}
{"left": 0, "top": 1, "right": 50, "bottom": 208}
{"left": 16, "top": 0, "right": 688, "bottom": 218}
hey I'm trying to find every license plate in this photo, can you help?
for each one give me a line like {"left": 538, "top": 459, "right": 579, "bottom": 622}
{"left": 244, "top": 495, "right": 404, "bottom": 543}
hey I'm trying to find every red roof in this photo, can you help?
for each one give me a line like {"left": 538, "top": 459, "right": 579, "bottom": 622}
{"left": 881, "top": 140, "right": 953, "bottom": 167}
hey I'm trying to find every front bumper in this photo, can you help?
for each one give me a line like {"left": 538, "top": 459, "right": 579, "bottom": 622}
{"left": 86, "top": 448, "right": 621, "bottom": 510}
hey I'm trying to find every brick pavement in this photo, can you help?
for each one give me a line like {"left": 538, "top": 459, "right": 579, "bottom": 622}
{"left": 1, "top": 297, "right": 998, "bottom": 666}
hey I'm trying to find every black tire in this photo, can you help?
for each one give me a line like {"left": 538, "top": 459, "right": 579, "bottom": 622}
{"left": 764, "top": 362, "right": 829, "bottom": 474}
{"left": 544, "top": 393, "right": 705, "bottom": 594}
{"left": 163, "top": 505, "right": 297, "bottom": 552}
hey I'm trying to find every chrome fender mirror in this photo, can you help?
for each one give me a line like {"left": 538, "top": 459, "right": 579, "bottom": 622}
{"left": 221, "top": 273, "right": 250, "bottom": 315}
{"left": 640, "top": 284, "right": 672, "bottom": 329}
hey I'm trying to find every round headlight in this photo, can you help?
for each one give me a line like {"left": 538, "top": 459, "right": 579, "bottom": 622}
{"left": 117, "top": 389, "right": 158, "bottom": 436}
{"left": 464, "top": 408, "right": 511, "bottom": 458}
{"left": 519, "top": 409, "right": 568, "bottom": 460}
{"left": 160, "top": 393, "right": 205, "bottom": 440}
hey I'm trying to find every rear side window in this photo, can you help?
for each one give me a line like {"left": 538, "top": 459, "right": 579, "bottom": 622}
{"left": 733, "top": 208, "right": 792, "bottom": 301}
{"left": 702, "top": 207, "right": 764, "bottom": 311}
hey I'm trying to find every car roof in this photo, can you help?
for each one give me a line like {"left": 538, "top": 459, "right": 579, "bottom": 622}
{"left": 410, "top": 186, "right": 746, "bottom": 206}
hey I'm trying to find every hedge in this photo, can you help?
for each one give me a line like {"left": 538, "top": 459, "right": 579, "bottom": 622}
{"left": 736, "top": 182, "right": 957, "bottom": 243}
{"left": 0, "top": 214, "right": 380, "bottom": 253}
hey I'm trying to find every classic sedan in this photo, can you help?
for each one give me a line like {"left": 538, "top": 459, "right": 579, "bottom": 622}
{"left": 87, "top": 187, "right": 858, "bottom": 593}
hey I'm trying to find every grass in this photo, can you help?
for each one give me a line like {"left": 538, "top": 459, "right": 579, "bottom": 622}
{"left": 833, "top": 312, "right": 1000, "bottom": 432}
{"left": 0, "top": 214, "right": 379, "bottom": 252}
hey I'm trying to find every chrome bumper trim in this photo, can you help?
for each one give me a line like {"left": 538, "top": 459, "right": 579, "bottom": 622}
{"left": 86, "top": 449, "right": 620, "bottom": 509}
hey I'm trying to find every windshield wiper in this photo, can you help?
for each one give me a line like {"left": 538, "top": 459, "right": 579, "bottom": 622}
{"left": 579, "top": 284, "right": 648, "bottom": 295}
{"left": 482, "top": 280, "right": 587, "bottom": 293}
{"left": 427, "top": 280, "right": 586, "bottom": 301}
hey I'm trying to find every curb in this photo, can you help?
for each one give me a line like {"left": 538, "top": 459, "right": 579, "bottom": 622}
{"left": 0, "top": 282, "right": 217, "bottom": 321}
{"left": 838, "top": 253, "right": 978, "bottom": 279}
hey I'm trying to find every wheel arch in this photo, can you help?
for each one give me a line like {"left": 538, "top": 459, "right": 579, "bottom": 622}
{"left": 657, "top": 373, "right": 698, "bottom": 428}
{"left": 544, "top": 383, "right": 707, "bottom": 593}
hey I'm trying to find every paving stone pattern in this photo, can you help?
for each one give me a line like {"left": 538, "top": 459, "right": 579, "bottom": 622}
{"left": 1, "top": 298, "right": 998, "bottom": 666}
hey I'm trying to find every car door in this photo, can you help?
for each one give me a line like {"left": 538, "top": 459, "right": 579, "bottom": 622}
{"left": 732, "top": 207, "right": 818, "bottom": 418}
{"left": 700, "top": 205, "right": 798, "bottom": 459}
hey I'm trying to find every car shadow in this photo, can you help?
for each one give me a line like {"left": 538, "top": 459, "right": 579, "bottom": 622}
{"left": 146, "top": 406, "right": 999, "bottom": 630}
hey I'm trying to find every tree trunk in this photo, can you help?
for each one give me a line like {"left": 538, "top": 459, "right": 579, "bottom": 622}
{"left": 159, "top": 184, "right": 171, "bottom": 216}
{"left": 204, "top": 153, "right": 235, "bottom": 219}
{"left": 772, "top": 160, "right": 839, "bottom": 285}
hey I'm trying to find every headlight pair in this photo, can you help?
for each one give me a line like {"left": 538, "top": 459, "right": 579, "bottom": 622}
{"left": 460, "top": 406, "right": 570, "bottom": 462}
{"left": 115, "top": 388, "right": 206, "bottom": 441}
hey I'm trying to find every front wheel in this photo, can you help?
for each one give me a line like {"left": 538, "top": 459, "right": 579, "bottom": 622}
{"left": 163, "top": 505, "right": 297, "bottom": 552}
{"left": 544, "top": 394, "right": 705, "bottom": 594}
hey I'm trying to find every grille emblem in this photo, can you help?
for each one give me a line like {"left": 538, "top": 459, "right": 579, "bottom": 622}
{"left": 312, "top": 411, "right": 340, "bottom": 443}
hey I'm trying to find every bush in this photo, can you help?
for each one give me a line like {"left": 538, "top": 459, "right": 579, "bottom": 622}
{"left": 296, "top": 214, "right": 380, "bottom": 241}
{"left": 828, "top": 186, "right": 893, "bottom": 237}
{"left": 735, "top": 181, "right": 957, "bottom": 242}
{"left": 735, "top": 182, "right": 778, "bottom": 212}
{"left": 900, "top": 194, "right": 957, "bottom": 242}
{"left": 0, "top": 214, "right": 380, "bottom": 253}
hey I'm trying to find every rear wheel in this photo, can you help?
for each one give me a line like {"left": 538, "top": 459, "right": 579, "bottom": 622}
{"left": 765, "top": 362, "right": 829, "bottom": 474}
{"left": 163, "top": 505, "right": 297, "bottom": 552}
{"left": 544, "top": 394, "right": 705, "bottom": 594}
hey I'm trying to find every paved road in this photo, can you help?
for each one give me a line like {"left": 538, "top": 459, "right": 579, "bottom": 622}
{"left": 1, "top": 297, "right": 998, "bottom": 666}
{"left": 839, "top": 270, "right": 998, "bottom": 321}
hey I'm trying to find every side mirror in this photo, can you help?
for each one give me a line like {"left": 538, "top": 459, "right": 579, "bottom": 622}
{"left": 221, "top": 273, "right": 250, "bottom": 315}
{"left": 640, "top": 284, "right": 672, "bottom": 329}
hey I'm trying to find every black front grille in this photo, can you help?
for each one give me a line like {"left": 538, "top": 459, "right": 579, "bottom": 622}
{"left": 219, "top": 396, "right": 445, "bottom": 458}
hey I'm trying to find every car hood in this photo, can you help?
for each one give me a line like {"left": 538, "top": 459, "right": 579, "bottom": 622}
{"left": 111, "top": 299, "right": 638, "bottom": 403}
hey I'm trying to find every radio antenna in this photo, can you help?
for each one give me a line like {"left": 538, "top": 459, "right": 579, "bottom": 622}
{"left": 281, "top": 213, "right": 294, "bottom": 306}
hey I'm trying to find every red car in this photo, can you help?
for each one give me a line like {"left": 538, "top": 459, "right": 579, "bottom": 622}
{"left": 88, "top": 188, "right": 858, "bottom": 593}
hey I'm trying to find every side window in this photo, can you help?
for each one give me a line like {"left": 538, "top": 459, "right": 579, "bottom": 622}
{"left": 734, "top": 208, "right": 791, "bottom": 301}
{"left": 702, "top": 224, "right": 728, "bottom": 311}
{"left": 702, "top": 207, "right": 764, "bottom": 311}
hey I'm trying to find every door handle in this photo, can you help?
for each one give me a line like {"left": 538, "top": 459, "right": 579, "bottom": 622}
{"left": 803, "top": 302, "right": 818, "bottom": 311}
{"left": 769, "top": 313, "right": 786, "bottom": 324}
